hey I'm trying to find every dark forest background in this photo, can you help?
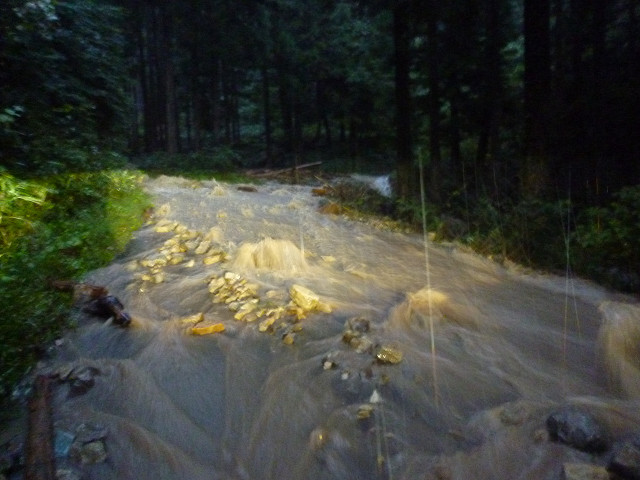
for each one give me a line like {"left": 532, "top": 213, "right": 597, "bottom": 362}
{"left": 1, "top": 0, "right": 639, "bottom": 291}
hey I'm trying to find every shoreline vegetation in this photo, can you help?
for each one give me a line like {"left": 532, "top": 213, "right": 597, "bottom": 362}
{"left": 0, "top": 168, "right": 151, "bottom": 414}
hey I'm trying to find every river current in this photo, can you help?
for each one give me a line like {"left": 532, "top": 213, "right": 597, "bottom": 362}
{"left": 28, "top": 175, "right": 640, "bottom": 479}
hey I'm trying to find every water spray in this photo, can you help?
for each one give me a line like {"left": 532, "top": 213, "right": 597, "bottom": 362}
{"left": 418, "top": 156, "right": 440, "bottom": 408}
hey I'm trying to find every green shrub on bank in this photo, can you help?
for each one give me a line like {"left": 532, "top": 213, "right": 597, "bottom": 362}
{"left": 574, "top": 186, "right": 640, "bottom": 292}
{"left": 0, "top": 169, "right": 151, "bottom": 405}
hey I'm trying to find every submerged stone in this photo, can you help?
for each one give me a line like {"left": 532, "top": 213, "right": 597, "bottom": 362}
{"left": 76, "top": 440, "right": 107, "bottom": 465}
{"left": 375, "top": 346, "right": 403, "bottom": 365}
{"left": 608, "top": 441, "right": 640, "bottom": 480}
{"left": 546, "top": 407, "right": 609, "bottom": 453}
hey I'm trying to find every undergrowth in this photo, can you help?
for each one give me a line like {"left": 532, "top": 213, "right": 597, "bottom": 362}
{"left": 0, "top": 169, "right": 151, "bottom": 409}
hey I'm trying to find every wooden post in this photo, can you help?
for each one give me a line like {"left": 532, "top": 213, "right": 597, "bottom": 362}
{"left": 25, "top": 376, "right": 55, "bottom": 480}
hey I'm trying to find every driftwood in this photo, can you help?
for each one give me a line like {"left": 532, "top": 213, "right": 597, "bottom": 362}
{"left": 51, "top": 281, "right": 131, "bottom": 327}
{"left": 25, "top": 376, "right": 55, "bottom": 480}
{"left": 248, "top": 161, "right": 323, "bottom": 177}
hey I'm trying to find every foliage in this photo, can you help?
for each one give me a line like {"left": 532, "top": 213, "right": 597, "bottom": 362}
{"left": 574, "top": 186, "right": 640, "bottom": 292}
{"left": 0, "top": 0, "right": 130, "bottom": 172}
{"left": 132, "top": 147, "right": 248, "bottom": 179}
{"left": 0, "top": 170, "right": 151, "bottom": 405}
{"left": 0, "top": 169, "right": 50, "bottom": 250}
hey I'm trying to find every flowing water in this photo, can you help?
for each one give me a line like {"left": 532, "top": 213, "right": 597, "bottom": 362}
{"left": 29, "top": 176, "right": 640, "bottom": 479}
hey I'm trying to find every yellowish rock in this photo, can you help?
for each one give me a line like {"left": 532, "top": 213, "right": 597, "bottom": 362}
{"left": 282, "top": 333, "right": 295, "bottom": 345}
{"left": 203, "top": 254, "right": 223, "bottom": 265}
{"left": 316, "top": 301, "right": 333, "bottom": 313}
{"left": 208, "top": 277, "right": 225, "bottom": 293}
{"left": 190, "top": 323, "right": 225, "bottom": 335}
{"left": 376, "top": 346, "right": 403, "bottom": 364}
{"left": 154, "top": 220, "right": 177, "bottom": 233}
{"left": 234, "top": 300, "right": 259, "bottom": 320}
{"left": 357, "top": 404, "right": 374, "bottom": 420}
{"left": 194, "top": 240, "right": 211, "bottom": 255}
{"left": 180, "top": 313, "right": 204, "bottom": 325}
{"left": 259, "top": 317, "right": 276, "bottom": 332}
{"left": 290, "top": 284, "right": 319, "bottom": 311}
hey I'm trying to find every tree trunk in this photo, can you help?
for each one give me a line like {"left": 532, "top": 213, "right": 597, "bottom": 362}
{"left": 523, "top": 0, "right": 551, "bottom": 197}
{"left": 476, "top": 0, "right": 503, "bottom": 198}
{"left": 262, "top": 65, "right": 273, "bottom": 167}
{"left": 393, "top": 2, "right": 415, "bottom": 201}
{"left": 426, "top": 6, "right": 442, "bottom": 203}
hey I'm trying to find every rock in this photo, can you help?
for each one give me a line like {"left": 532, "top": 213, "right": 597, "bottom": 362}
{"left": 76, "top": 440, "right": 107, "bottom": 465}
{"left": 237, "top": 185, "right": 258, "bottom": 192}
{"left": 0, "top": 436, "right": 23, "bottom": 474}
{"left": 154, "top": 219, "right": 178, "bottom": 233}
{"left": 234, "top": 300, "right": 259, "bottom": 321}
{"left": 56, "top": 469, "right": 82, "bottom": 480}
{"left": 282, "top": 333, "right": 295, "bottom": 345}
{"left": 561, "top": 463, "right": 609, "bottom": 480}
{"left": 290, "top": 284, "right": 319, "bottom": 311}
{"left": 608, "top": 441, "right": 640, "bottom": 480}
{"left": 68, "top": 366, "right": 100, "bottom": 396}
{"left": 203, "top": 253, "right": 224, "bottom": 265}
{"left": 546, "top": 407, "right": 609, "bottom": 453}
{"left": 357, "top": 404, "right": 374, "bottom": 420}
{"left": 194, "top": 240, "right": 211, "bottom": 255}
{"left": 259, "top": 317, "right": 276, "bottom": 333}
{"left": 75, "top": 423, "right": 108, "bottom": 444}
{"left": 346, "top": 317, "right": 370, "bottom": 334}
{"left": 375, "top": 346, "right": 403, "bottom": 365}
{"left": 190, "top": 323, "right": 225, "bottom": 335}
{"left": 54, "top": 430, "right": 75, "bottom": 457}
{"left": 180, "top": 313, "right": 204, "bottom": 325}
{"left": 319, "top": 202, "right": 343, "bottom": 215}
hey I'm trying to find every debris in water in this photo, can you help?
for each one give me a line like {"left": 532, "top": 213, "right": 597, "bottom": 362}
{"left": 375, "top": 346, "right": 403, "bottom": 365}
{"left": 370, "top": 390, "right": 382, "bottom": 404}
{"left": 237, "top": 185, "right": 258, "bottom": 192}
{"left": 189, "top": 323, "right": 225, "bottom": 335}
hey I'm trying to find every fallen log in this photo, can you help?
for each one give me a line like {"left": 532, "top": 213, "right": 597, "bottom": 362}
{"left": 248, "top": 161, "right": 322, "bottom": 177}
{"left": 51, "top": 281, "right": 131, "bottom": 327}
{"left": 25, "top": 376, "right": 55, "bottom": 480}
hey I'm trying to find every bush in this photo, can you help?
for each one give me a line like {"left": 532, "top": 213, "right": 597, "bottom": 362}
{"left": 574, "top": 186, "right": 640, "bottom": 292}
{"left": 0, "top": 169, "right": 150, "bottom": 405}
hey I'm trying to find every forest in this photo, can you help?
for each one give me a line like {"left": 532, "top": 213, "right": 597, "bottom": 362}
{"left": 1, "top": 0, "right": 639, "bottom": 403}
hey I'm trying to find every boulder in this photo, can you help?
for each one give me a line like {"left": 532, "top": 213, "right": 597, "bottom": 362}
{"left": 546, "top": 407, "right": 609, "bottom": 453}
{"left": 608, "top": 441, "right": 640, "bottom": 480}
{"left": 561, "top": 463, "right": 609, "bottom": 480}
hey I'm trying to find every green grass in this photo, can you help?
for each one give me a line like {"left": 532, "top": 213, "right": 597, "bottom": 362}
{"left": 0, "top": 169, "right": 151, "bottom": 409}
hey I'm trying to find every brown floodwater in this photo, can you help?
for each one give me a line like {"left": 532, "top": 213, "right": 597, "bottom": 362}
{"left": 17, "top": 175, "right": 640, "bottom": 479}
